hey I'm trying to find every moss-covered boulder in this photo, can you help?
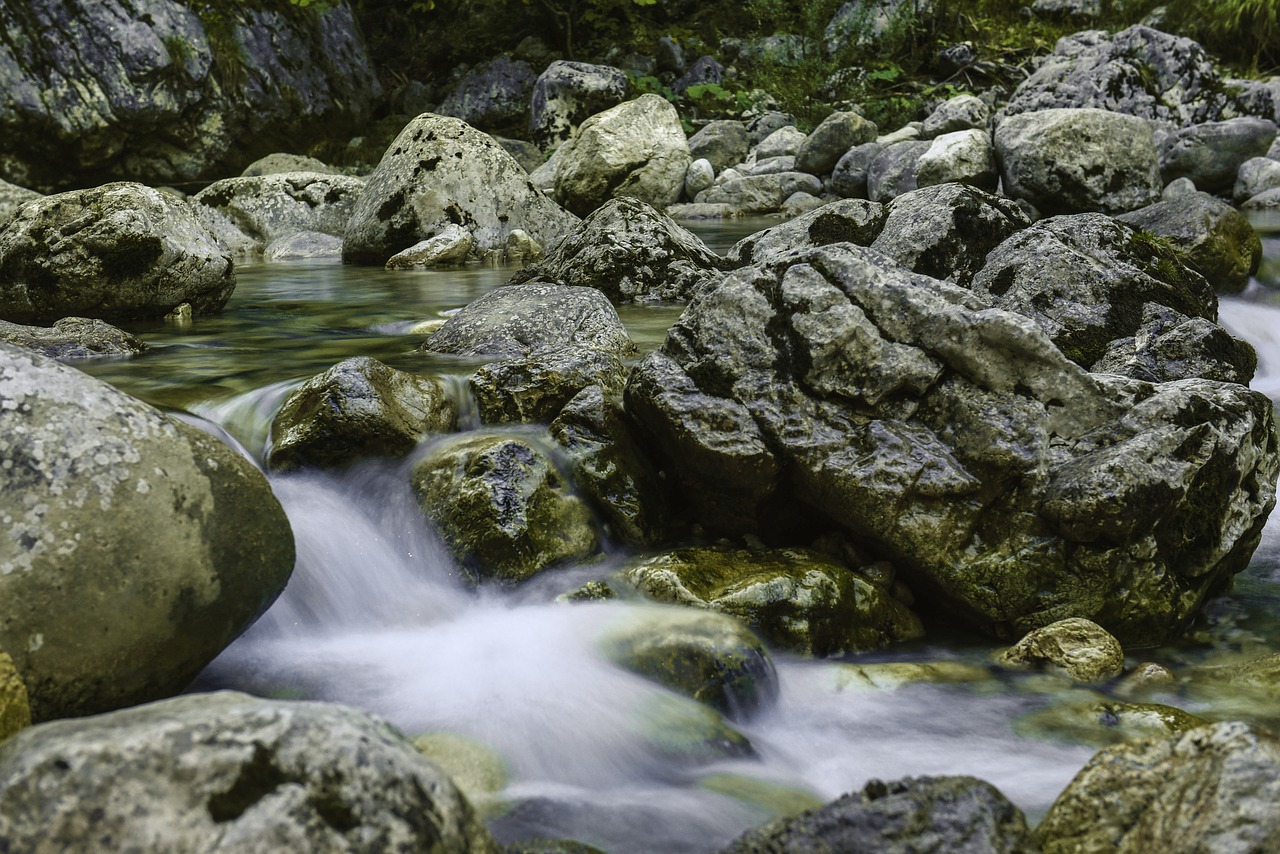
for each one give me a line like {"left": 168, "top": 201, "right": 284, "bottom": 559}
{"left": 1117, "top": 192, "right": 1262, "bottom": 295}
{"left": 410, "top": 434, "right": 600, "bottom": 585}
{"left": 995, "top": 618, "right": 1124, "bottom": 684}
{"left": 0, "top": 652, "right": 30, "bottom": 743}
{"left": 472, "top": 347, "right": 624, "bottom": 425}
{"left": 598, "top": 606, "right": 777, "bottom": 720}
{"left": 622, "top": 547, "right": 923, "bottom": 656}
{"left": 1016, "top": 698, "right": 1209, "bottom": 748}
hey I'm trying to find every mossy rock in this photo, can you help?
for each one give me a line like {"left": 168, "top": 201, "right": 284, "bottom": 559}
{"left": 995, "top": 618, "right": 1125, "bottom": 684}
{"left": 0, "top": 652, "right": 31, "bottom": 743}
{"left": 635, "top": 692, "right": 755, "bottom": 767}
{"left": 1015, "top": 697, "right": 1210, "bottom": 747}
{"left": 831, "top": 661, "right": 992, "bottom": 693}
{"left": 413, "top": 732, "right": 508, "bottom": 816}
{"left": 698, "top": 773, "right": 825, "bottom": 822}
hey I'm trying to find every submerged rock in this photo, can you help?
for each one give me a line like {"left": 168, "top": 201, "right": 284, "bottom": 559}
{"left": 1016, "top": 698, "right": 1209, "bottom": 747}
{"left": 0, "top": 692, "right": 498, "bottom": 852}
{"left": 0, "top": 317, "right": 146, "bottom": 359}
{"left": 995, "top": 618, "right": 1124, "bottom": 683}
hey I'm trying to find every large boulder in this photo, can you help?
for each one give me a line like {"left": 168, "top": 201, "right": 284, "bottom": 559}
{"left": 866, "top": 140, "right": 931, "bottom": 203}
{"left": 436, "top": 55, "right": 537, "bottom": 134}
{"left": 1235, "top": 156, "right": 1280, "bottom": 205}
{"left": 0, "top": 0, "right": 380, "bottom": 192}
{"left": 971, "top": 214, "right": 1256, "bottom": 384}
{"left": 529, "top": 61, "right": 629, "bottom": 150}
{"left": 625, "top": 243, "right": 1278, "bottom": 644}
{"left": 0, "top": 317, "right": 146, "bottom": 360}
{"left": 470, "top": 345, "right": 625, "bottom": 425}
{"left": 1035, "top": 722, "right": 1280, "bottom": 852}
{"left": 0, "top": 345, "right": 295, "bottom": 720}
{"left": 994, "top": 108, "right": 1162, "bottom": 214}
{"left": 0, "top": 692, "right": 498, "bottom": 852}
{"left": 192, "top": 171, "right": 364, "bottom": 258}
{"left": 508, "top": 197, "right": 730, "bottom": 303}
{"left": 1157, "top": 117, "right": 1278, "bottom": 192}
{"left": 687, "top": 121, "right": 750, "bottom": 174}
{"left": 551, "top": 95, "right": 692, "bottom": 216}
{"left": 794, "top": 111, "right": 878, "bottom": 176}
{"left": 922, "top": 94, "right": 990, "bottom": 137}
{"left": 0, "top": 182, "right": 234, "bottom": 324}
{"left": 726, "top": 198, "right": 887, "bottom": 268}
{"left": 914, "top": 129, "right": 998, "bottom": 192}
{"left": 342, "top": 114, "right": 578, "bottom": 265}
{"left": 1116, "top": 193, "right": 1262, "bottom": 295}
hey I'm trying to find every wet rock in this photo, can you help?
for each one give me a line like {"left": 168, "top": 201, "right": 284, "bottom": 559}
{"left": 267, "top": 356, "right": 456, "bottom": 472}
{"left": 627, "top": 243, "right": 1278, "bottom": 645}
{"left": 830, "top": 142, "right": 883, "bottom": 198}
{"left": 0, "top": 180, "right": 41, "bottom": 225}
{"left": 623, "top": 547, "right": 923, "bottom": 657}
{"left": 437, "top": 55, "right": 537, "bottom": 133}
{"left": 423, "top": 283, "right": 635, "bottom": 359}
{"left": 0, "top": 182, "right": 234, "bottom": 324}
{"left": 0, "top": 317, "right": 147, "bottom": 359}
{"left": 1117, "top": 193, "right": 1262, "bottom": 294}
{"left": 727, "top": 198, "right": 886, "bottom": 267}
{"left": 410, "top": 434, "right": 599, "bottom": 585}
{"left": 688, "top": 121, "right": 750, "bottom": 174}
{"left": 264, "top": 231, "right": 343, "bottom": 261}
{"left": 1115, "top": 661, "right": 1178, "bottom": 697}
{"left": 529, "top": 61, "right": 629, "bottom": 150}
{"left": 922, "top": 94, "right": 990, "bottom": 137}
{"left": 599, "top": 607, "right": 778, "bottom": 719}
{"left": 972, "top": 213, "right": 1254, "bottom": 383}
{"left": 1158, "top": 117, "right": 1277, "bottom": 193}
{"left": 755, "top": 125, "right": 807, "bottom": 160}
{"left": 795, "top": 111, "right": 878, "bottom": 176}
{"left": 1016, "top": 698, "right": 1209, "bottom": 747}
{"left": 0, "top": 652, "right": 30, "bottom": 743}
{"left": 342, "top": 114, "right": 577, "bottom": 265}
{"left": 551, "top": 95, "right": 692, "bottom": 216}
{"left": 866, "top": 140, "right": 930, "bottom": 202}
{"left": 471, "top": 346, "right": 624, "bottom": 424}
{"left": 0, "top": 345, "right": 294, "bottom": 720}
{"left": 193, "top": 172, "right": 364, "bottom": 257}
{"left": 1235, "top": 156, "right": 1280, "bottom": 205}
{"left": 1034, "top": 721, "right": 1280, "bottom": 852}
{"left": 509, "top": 197, "right": 729, "bottom": 303}
{"left": 994, "top": 108, "right": 1162, "bottom": 214}
{"left": 996, "top": 617, "right": 1124, "bottom": 683}
{"left": 386, "top": 224, "right": 474, "bottom": 269}
{"left": 696, "top": 172, "right": 823, "bottom": 214}
{"left": 719, "top": 775, "right": 1030, "bottom": 854}
{"left": 915, "top": 129, "right": 998, "bottom": 192}
{"left": 0, "top": 691, "right": 498, "bottom": 852}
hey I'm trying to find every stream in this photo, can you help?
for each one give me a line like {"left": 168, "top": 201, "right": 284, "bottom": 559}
{"left": 77, "top": 217, "right": 1280, "bottom": 852}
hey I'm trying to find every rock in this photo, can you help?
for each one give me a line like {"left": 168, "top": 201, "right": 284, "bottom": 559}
{"left": 494, "top": 136, "right": 544, "bottom": 174}
{"left": 0, "top": 652, "right": 30, "bottom": 743}
{"left": 0, "top": 0, "right": 380, "bottom": 192}
{"left": 831, "top": 142, "right": 883, "bottom": 198}
{"left": 1117, "top": 193, "right": 1262, "bottom": 295}
{"left": 1032, "top": 0, "right": 1101, "bottom": 19}
{"left": 972, "top": 214, "right": 1254, "bottom": 383}
{"left": 193, "top": 172, "right": 364, "bottom": 257}
{"left": 471, "top": 346, "right": 624, "bottom": 424}
{"left": 869, "top": 183, "right": 1031, "bottom": 286}
{"left": 656, "top": 35, "right": 684, "bottom": 74}
{"left": 0, "top": 180, "right": 41, "bottom": 225}
{"left": 1158, "top": 117, "right": 1278, "bottom": 193}
{"left": 437, "top": 55, "right": 537, "bottom": 133}
{"left": 623, "top": 547, "right": 923, "bottom": 657}
{"left": 672, "top": 55, "right": 725, "bottom": 95}
{"left": 877, "top": 125, "right": 923, "bottom": 146}
{"left": 549, "top": 386, "right": 668, "bottom": 546}
{"left": 1034, "top": 722, "right": 1280, "bottom": 852}
{"left": 266, "top": 357, "right": 456, "bottom": 472}
{"left": 1162, "top": 176, "right": 1199, "bottom": 200}
{"left": 781, "top": 192, "right": 824, "bottom": 217}
{"left": 914, "top": 129, "right": 998, "bottom": 192}
{"left": 665, "top": 202, "right": 743, "bottom": 220}
{"left": 552, "top": 95, "right": 692, "bottom": 216}
{"left": 688, "top": 121, "right": 750, "bottom": 174}
{"left": 696, "top": 172, "right": 823, "bottom": 214}
{"left": 832, "top": 661, "right": 991, "bottom": 692}
{"left": 1017, "top": 698, "right": 1209, "bottom": 747}
{"left": 410, "top": 434, "right": 599, "bottom": 585}
{"left": 747, "top": 112, "right": 798, "bottom": 147}
{"left": 412, "top": 732, "right": 507, "bottom": 813}
{"left": 0, "top": 691, "right": 498, "bottom": 852}
{"left": 0, "top": 317, "right": 146, "bottom": 359}
{"left": 824, "top": 0, "right": 937, "bottom": 55}
{"left": 795, "top": 111, "right": 878, "bottom": 176}
{"left": 598, "top": 607, "right": 777, "bottom": 719}
{"left": 627, "top": 243, "right": 1278, "bottom": 644}
{"left": 994, "top": 108, "right": 1162, "bottom": 214}
{"left": 1236, "top": 156, "right": 1280, "bottom": 204}
{"left": 0, "top": 182, "right": 234, "bottom": 324}
{"left": 996, "top": 617, "right": 1124, "bottom": 683}
{"left": 755, "top": 125, "right": 807, "bottom": 160}
{"left": 342, "top": 114, "right": 577, "bottom": 265}
{"left": 1243, "top": 188, "right": 1280, "bottom": 210}
{"left": 0, "top": 345, "right": 294, "bottom": 719}
{"left": 1115, "top": 661, "right": 1178, "bottom": 697}
{"left": 922, "top": 94, "right": 990, "bottom": 137}
{"left": 240, "top": 152, "right": 337, "bottom": 177}
{"left": 685, "top": 158, "right": 715, "bottom": 198}
{"left": 867, "top": 140, "right": 931, "bottom": 202}
{"left": 386, "top": 224, "right": 474, "bottom": 269}
{"left": 529, "top": 61, "right": 629, "bottom": 150}
{"left": 1003, "top": 25, "right": 1254, "bottom": 127}
{"left": 508, "top": 197, "right": 729, "bottom": 303}
{"left": 727, "top": 198, "right": 887, "bottom": 267}
{"left": 264, "top": 231, "right": 343, "bottom": 261}
{"left": 744, "top": 156, "right": 798, "bottom": 176}
{"left": 424, "top": 283, "right": 634, "bottom": 359}
{"left": 719, "top": 775, "right": 1031, "bottom": 854}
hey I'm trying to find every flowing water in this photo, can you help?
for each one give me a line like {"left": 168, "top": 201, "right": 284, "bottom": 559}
{"left": 77, "top": 217, "right": 1280, "bottom": 852}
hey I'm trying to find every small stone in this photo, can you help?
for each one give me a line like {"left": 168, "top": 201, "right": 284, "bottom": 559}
{"left": 996, "top": 617, "right": 1124, "bottom": 683}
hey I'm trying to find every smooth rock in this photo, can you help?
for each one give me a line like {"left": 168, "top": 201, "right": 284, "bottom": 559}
{"left": 386, "top": 224, "right": 474, "bottom": 269}
{"left": 914, "top": 129, "right": 998, "bottom": 191}
{"left": 996, "top": 617, "right": 1125, "bottom": 683}
{"left": 240, "top": 152, "right": 337, "bottom": 177}
{"left": 688, "top": 121, "right": 750, "bottom": 174}
{"left": 796, "top": 112, "right": 878, "bottom": 177}
{"left": 685, "top": 158, "right": 715, "bottom": 198}
{"left": 755, "top": 125, "right": 807, "bottom": 160}
{"left": 263, "top": 231, "right": 344, "bottom": 261}
{"left": 1234, "top": 156, "right": 1280, "bottom": 204}
{"left": 1158, "top": 117, "right": 1278, "bottom": 193}
{"left": 831, "top": 142, "right": 883, "bottom": 198}
{"left": 922, "top": 94, "right": 991, "bottom": 137}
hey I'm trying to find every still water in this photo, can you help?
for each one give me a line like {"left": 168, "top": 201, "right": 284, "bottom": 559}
{"left": 79, "top": 217, "right": 1280, "bottom": 852}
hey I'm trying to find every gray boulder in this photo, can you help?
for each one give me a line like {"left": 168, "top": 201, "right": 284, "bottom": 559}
{"left": 866, "top": 140, "right": 930, "bottom": 202}
{"left": 727, "top": 198, "right": 887, "bottom": 267}
{"left": 719, "top": 776, "right": 1030, "bottom": 854}
{"left": 342, "top": 114, "right": 578, "bottom": 265}
{"left": 1117, "top": 193, "right": 1262, "bottom": 294}
{"left": 830, "top": 142, "right": 883, "bottom": 198}
{"left": 193, "top": 171, "right": 364, "bottom": 258}
{"left": 494, "top": 136, "right": 544, "bottom": 174}
{"left": 471, "top": 345, "right": 624, "bottom": 425}
{"left": 1035, "top": 722, "right": 1280, "bottom": 853}
{"left": 423, "top": 283, "right": 635, "bottom": 359}
{"left": 508, "top": 196, "right": 729, "bottom": 303}
{"left": 743, "top": 155, "right": 799, "bottom": 176}
{"left": 697, "top": 172, "right": 823, "bottom": 214}
{"left": 529, "top": 61, "right": 629, "bottom": 150}
{"left": 240, "top": 152, "right": 337, "bottom": 177}
{"left": 264, "top": 231, "right": 343, "bottom": 262}
{"left": 385, "top": 225, "right": 474, "bottom": 269}
{"left": 1158, "top": 117, "right": 1278, "bottom": 192}
{"left": 0, "top": 345, "right": 294, "bottom": 720}
{"left": 0, "top": 316, "right": 146, "bottom": 359}
{"left": 0, "top": 0, "right": 380, "bottom": 192}
{"left": 755, "top": 125, "right": 807, "bottom": 160}
{"left": 672, "top": 55, "right": 724, "bottom": 95}
{"left": 1243, "top": 188, "right": 1280, "bottom": 211}
{"left": 687, "top": 121, "right": 750, "bottom": 173}
{"left": 1235, "top": 156, "right": 1280, "bottom": 204}
{"left": 437, "top": 55, "right": 537, "bottom": 133}
{"left": 746, "top": 111, "right": 797, "bottom": 146}
{"left": 266, "top": 356, "right": 456, "bottom": 472}
{"left": 795, "top": 111, "right": 878, "bottom": 176}
{"left": 626, "top": 243, "right": 1278, "bottom": 644}
{"left": 825, "top": 0, "right": 936, "bottom": 55}
{"left": 0, "top": 691, "right": 498, "bottom": 852}
{"left": 914, "top": 129, "right": 998, "bottom": 192}
{"left": 922, "top": 94, "right": 991, "bottom": 137}
{"left": 684, "top": 158, "right": 714, "bottom": 198}
{"left": 551, "top": 95, "right": 692, "bottom": 216}
{"left": 0, "top": 182, "right": 234, "bottom": 324}
{"left": 994, "top": 108, "right": 1162, "bottom": 214}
